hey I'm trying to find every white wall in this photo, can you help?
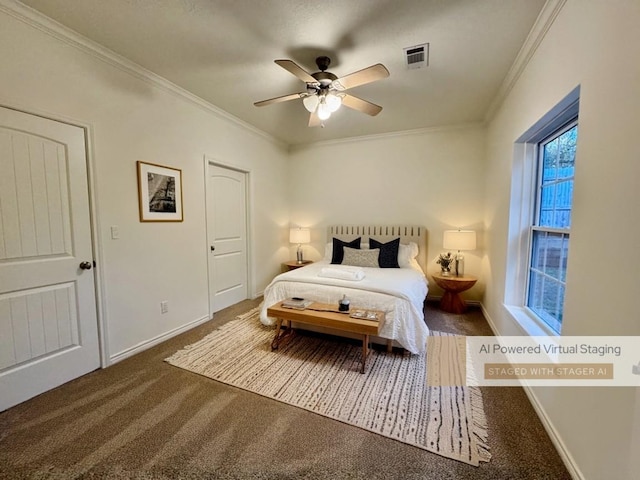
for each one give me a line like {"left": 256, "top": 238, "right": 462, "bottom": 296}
{"left": 484, "top": 1, "right": 640, "bottom": 478}
{"left": 0, "top": 7, "right": 290, "bottom": 362}
{"left": 289, "top": 125, "right": 486, "bottom": 301}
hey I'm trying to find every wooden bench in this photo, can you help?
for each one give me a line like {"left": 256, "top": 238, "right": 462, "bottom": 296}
{"left": 266, "top": 301, "right": 384, "bottom": 374}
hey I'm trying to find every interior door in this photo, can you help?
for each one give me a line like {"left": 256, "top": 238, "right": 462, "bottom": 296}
{"left": 206, "top": 163, "right": 248, "bottom": 314}
{"left": 0, "top": 107, "right": 100, "bottom": 412}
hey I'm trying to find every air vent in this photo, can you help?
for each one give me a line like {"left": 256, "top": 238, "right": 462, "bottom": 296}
{"left": 404, "top": 43, "right": 429, "bottom": 69}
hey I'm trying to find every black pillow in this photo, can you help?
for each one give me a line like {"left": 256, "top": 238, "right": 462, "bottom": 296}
{"left": 369, "top": 238, "right": 400, "bottom": 268}
{"left": 331, "top": 237, "right": 361, "bottom": 264}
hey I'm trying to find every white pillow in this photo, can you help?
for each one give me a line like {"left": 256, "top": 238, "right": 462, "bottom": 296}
{"left": 323, "top": 242, "right": 333, "bottom": 262}
{"left": 398, "top": 242, "right": 419, "bottom": 268}
{"left": 342, "top": 247, "right": 380, "bottom": 268}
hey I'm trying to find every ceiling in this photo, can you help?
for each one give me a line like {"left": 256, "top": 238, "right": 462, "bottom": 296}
{"left": 19, "top": 0, "right": 547, "bottom": 146}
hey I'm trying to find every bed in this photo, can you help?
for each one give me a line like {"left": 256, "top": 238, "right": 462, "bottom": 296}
{"left": 260, "top": 225, "right": 429, "bottom": 354}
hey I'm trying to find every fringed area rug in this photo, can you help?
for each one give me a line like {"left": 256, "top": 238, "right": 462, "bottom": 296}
{"left": 165, "top": 308, "right": 490, "bottom": 466}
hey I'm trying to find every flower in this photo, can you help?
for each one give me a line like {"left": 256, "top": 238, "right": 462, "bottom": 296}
{"left": 436, "top": 252, "right": 454, "bottom": 271}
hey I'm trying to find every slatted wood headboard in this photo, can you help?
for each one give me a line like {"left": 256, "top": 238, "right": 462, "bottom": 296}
{"left": 327, "top": 225, "right": 428, "bottom": 271}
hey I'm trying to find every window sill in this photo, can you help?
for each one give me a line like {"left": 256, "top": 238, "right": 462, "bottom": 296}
{"left": 504, "top": 304, "right": 559, "bottom": 338}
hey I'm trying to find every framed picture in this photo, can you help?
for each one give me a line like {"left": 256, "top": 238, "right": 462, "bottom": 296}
{"left": 137, "top": 161, "right": 183, "bottom": 222}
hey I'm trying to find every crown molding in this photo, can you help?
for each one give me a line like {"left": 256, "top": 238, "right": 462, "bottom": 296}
{"left": 2, "top": 0, "right": 562, "bottom": 151}
{"left": 484, "top": 0, "right": 568, "bottom": 123}
{"left": 0, "top": 0, "right": 286, "bottom": 149}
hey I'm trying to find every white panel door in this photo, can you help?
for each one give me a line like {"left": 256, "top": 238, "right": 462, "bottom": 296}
{"left": 0, "top": 107, "right": 100, "bottom": 412}
{"left": 206, "top": 164, "right": 248, "bottom": 314}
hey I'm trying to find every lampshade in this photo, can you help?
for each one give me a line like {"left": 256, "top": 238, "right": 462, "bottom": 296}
{"left": 443, "top": 230, "right": 476, "bottom": 251}
{"left": 289, "top": 227, "right": 310, "bottom": 244}
{"left": 326, "top": 92, "right": 342, "bottom": 112}
{"left": 317, "top": 98, "right": 331, "bottom": 120}
{"left": 303, "top": 95, "right": 319, "bottom": 113}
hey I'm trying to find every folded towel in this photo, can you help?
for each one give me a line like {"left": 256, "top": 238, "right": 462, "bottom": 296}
{"left": 318, "top": 266, "right": 365, "bottom": 281}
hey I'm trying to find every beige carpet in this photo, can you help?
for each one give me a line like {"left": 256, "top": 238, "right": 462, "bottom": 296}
{"left": 165, "top": 308, "right": 490, "bottom": 466}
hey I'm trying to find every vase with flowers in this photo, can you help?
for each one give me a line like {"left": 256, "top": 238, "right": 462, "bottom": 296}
{"left": 437, "top": 252, "right": 454, "bottom": 276}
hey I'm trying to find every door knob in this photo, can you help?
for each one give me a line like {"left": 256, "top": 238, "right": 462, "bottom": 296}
{"left": 210, "top": 246, "right": 215, "bottom": 252}
{"left": 79, "top": 261, "right": 92, "bottom": 270}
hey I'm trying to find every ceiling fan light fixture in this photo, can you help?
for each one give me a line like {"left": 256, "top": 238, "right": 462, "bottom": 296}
{"left": 303, "top": 94, "right": 319, "bottom": 113}
{"left": 317, "top": 100, "right": 332, "bottom": 120}
{"left": 326, "top": 92, "right": 342, "bottom": 112}
{"left": 256, "top": 56, "right": 389, "bottom": 126}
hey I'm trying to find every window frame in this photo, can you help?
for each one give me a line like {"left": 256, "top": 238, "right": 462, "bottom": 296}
{"left": 503, "top": 86, "right": 580, "bottom": 338}
{"left": 524, "top": 119, "right": 577, "bottom": 333}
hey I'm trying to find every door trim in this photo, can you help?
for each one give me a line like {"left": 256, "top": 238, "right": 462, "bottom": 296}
{"left": 0, "top": 102, "right": 108, "bottom": 368}
{"left": 204, "top": 156, "right": 252, "bottom": 318}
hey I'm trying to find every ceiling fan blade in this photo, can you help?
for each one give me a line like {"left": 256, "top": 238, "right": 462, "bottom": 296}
{"left": 308, "top": 111, "right": 322, "bottom": 127}
{"left": 254, "top": 92, "right": 303, "bottom": 107}
{"left": 332, "top": 64, "right": 389, "bottom": 91}
{"left": 275, "top": 59, "right": 317, "bottom": 83}
{"left": 341, "top": 94, "right": 383, "bottom": 116}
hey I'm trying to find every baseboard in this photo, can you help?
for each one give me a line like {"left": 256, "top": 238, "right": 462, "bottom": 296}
{"left": 109, "top": 314, "right": 210, "bottom": 365}
{"left": 520, "top": 386, "right": 585, "bottom": 480}
{"left": 252, "top": 291, "right": 264, "bottom": 300}
{"left": 478, "top": 302, "right": 583, "bottom": 479}
{"left": 479, "top": 303, "right": 499, "bottom": 335}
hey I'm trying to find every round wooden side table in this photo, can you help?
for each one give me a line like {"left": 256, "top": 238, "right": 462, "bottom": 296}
{"left": 432, "top": 274, "right": 477, "bottom": 314}
{"left": 282, "top": 260, "right": 313, "bottom": 272}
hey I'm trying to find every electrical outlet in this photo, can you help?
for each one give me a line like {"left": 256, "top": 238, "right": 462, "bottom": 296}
{"left": 110, "top": 225, "right": 120, "bottom": 239}
{"left": 633, "top": 363, "right": 640, "bottom": 375}
{"left": 160, "top": 301, "right": 168, "bottom": 314}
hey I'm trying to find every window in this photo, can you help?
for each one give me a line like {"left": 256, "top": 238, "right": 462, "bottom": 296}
{"left": 526, "top": 121, "right": 577, "bottom": 333}
{"left": 504, "top": 86, "right": 579, "bottom": 337}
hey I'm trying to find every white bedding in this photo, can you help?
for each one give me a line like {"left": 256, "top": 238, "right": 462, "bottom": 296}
{"left": 260, "top": 261, "right": 429, "bottom": 354}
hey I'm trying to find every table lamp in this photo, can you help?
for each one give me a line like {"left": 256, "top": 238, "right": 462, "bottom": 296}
{"left": 443, "top": 230, "right": 476, "bottom": 276}
{"left": 289, "top": 227, "right": 310, "bottom": 264}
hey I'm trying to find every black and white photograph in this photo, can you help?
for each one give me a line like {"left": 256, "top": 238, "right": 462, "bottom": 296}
{"left": 137, "top": 161, "right": 183, "bottom": 222}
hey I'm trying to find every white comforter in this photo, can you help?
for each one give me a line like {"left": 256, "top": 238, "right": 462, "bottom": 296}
{"left": 260, "top": 261, "right": 429, "bottom": 354}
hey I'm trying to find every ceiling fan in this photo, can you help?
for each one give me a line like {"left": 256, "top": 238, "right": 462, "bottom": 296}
{"left": 254, "top": 56, "right": 389, "bottom": 126}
